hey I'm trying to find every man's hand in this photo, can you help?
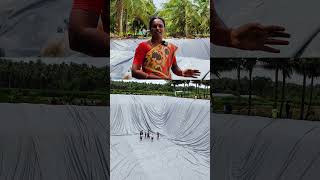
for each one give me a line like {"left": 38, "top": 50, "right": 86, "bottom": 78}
{"left": 230, "top": 23, "right": 290, "bottom": 53}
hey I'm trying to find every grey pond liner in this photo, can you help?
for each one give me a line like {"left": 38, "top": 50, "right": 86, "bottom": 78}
{"left": 0, "top": 0, "right": 78, "bottom": 57}
{"left": 110, "top": 94, "right": 210, "bottom": 180}
{"left": 213, "top": 0, "right": 320, "bottom": 58}
{"left": 0, "top": 103, "right": 109, "bottom": 180}
{"left": 213, "top": 113, "right": 320, "bottom": 180}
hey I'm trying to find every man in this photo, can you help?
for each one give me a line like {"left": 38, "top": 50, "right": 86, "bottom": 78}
{"left": 69, "top": 0, "right": 109, "bottom": 57}
{"left": 211, "top": 1, "right": 290, "bottom": 53}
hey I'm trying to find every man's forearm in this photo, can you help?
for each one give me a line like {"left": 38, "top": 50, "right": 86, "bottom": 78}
{"left": 172, "top": 66, "right": 183, "bottom": 77}
{"left": 211, "top": 7, "right": 232, "bottom": 47}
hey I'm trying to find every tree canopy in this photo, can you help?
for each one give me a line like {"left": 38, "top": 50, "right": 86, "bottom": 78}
{"left": 110, "top": 0, "right": 209, "bottom": 37}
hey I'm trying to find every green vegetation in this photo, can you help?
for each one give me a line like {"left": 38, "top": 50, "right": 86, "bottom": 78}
{"left": 212, "top": 59, "right": 320, "bottom": 121}
{"left": 0, "top": 59, "right": 109, "bottom": 105}
{"left": 110, "top": 0, "right": 209, "bottom": 37}
{"left": 111, "top": 80, "right": 210, "bottom": 99}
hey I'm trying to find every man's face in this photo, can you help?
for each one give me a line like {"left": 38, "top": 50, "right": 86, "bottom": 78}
{"left": 151, "top": 19, "right": 164, "bottom": 38}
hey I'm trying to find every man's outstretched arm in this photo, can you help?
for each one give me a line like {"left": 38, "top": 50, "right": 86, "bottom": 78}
{"left": 211, "top": 1, "right": 290, "bottom": 53}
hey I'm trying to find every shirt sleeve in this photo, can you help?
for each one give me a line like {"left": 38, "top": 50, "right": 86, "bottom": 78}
{"left": 133, "top": 42, "right": 148, "bottom": 65}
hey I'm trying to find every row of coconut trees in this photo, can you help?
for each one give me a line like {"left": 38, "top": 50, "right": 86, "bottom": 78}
{"left": 167, "top": 80, "right": 210, "bottom": 99}
{"left": 0, "top": 59, "right": 108, "bottom": 91}
{"left": 212, "top": 59, "right": 320, "bottom": 120}
{"left": 111, "top": 0, "right": 210, "bottom": 37}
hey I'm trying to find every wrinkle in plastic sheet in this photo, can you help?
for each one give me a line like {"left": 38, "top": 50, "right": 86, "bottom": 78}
{"left": 213, "top": 113, "right": 320, "bottom": 180}
{"left": 111, "top": 95, "right": 210, "bottom": 180}
{"left": 0, "top": 104, "right": 109, "bottom": 180}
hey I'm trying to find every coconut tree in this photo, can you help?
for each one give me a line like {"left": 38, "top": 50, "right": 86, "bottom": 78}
{"left": 293, "top": 59, "right": 307, "bottom": 120}
{"left": 243, "top": 59, "right": 257, "bottom": 115}
{"left": 305, "top": 59, "right": 320, "bottom": 115}
{"left": 160, "top": 0, "right": 209, "bottom": 37}
{"left": 261, "top": 59, "right": 283, "bottom": 110}
{"left": 233, "top": 59, "right": 244, "bottom": 113}
{"left": 279, "top": 59, "right": 293, "bottom": 118}
{"left": 111, "top": 0, "right": 155, "bottom": 36}
{"left": 201, "top": 80, "right": 210, "bottom": 98}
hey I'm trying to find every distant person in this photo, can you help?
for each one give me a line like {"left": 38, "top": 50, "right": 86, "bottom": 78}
{"left": 286, "top": 101, "right": 291, "bottom": 118}
{"left": 140, "top": 135, "right": 142, "bottom": 141}
{"left": 151, "top": 136, "right": 154, "bottom": 142}
{"left": 145, "top": 132, "right": 146, "bottom": 139}
{"left": 69, "top": 0, "right": 109, "bottom": 57}
{"left": 132, "top": 16, "right": 200, "bottom": 79}
{"left": 211, "top": 1, "right": 290, "bottom": 53}
{"left": 157, "top": 132, "right": 159, "bottom": 140}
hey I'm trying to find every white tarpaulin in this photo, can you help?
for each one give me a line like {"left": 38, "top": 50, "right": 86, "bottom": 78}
{"left": 212, "top": 0, "right": 320, "bottom": 58}
{"left": 0, "top": 0, "right": 79, "bottom": 57}
{"left": 111, "top": 39, "right": 210, "bottom": 80}
{"left": 213, "top": 113, "right": 320, "bottom": 180}
{"left": 111, "top": 94, "right": 210, "bottom": 180}
{"left": 0, "top": 103, "right": 109, "bottom": 180}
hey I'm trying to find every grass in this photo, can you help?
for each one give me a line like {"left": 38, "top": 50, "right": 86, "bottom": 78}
{"left": 0, "top": 88, "right": 109, "bottom": 106}
{"left": 213, "top": 96, "right": 320, "bottom": 120}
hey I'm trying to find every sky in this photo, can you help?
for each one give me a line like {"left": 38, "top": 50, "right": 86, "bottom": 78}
{"left": 153, "top": 0, "right": 169, "bottom": 10}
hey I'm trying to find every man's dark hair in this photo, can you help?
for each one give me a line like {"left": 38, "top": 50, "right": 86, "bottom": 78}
{"left": 149, "top": 16, "right": 165, "bottom": 30}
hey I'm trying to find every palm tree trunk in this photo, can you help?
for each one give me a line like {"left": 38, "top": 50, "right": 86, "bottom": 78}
{"left": 116, "top": 0, "right": 124, "bottom": 36}
{"left": 237, "top": 62, "right": 241, "bottom": 113}
{"left": 210, "top": 86, "right": 214, "bottom": 108}
{"left": 197, "top": 82, "right": 199, "bottom": 97}
{"left": 274, "top": 65, "right": 279, "bottom": 109}
{"left": 8, "top": 73, "right": 11, "bottom": 88}
{"left": 183, "top": 81, "right": 186, "bottom": 97}
{"left": 203, "top": 84, "right": 206, "bottom": 98}
{"left": 124, "top": 9, "right": 128, "bottom": 36}
{"left": 184, "top": 6, "right": 189, "bottom": 37}
{"left": 204, "top": 85, "right": 208, "bottom": 98}
{"left": 307, "top": 75, "right": 314, "bottom": 113}
{"left": 248, "top": 68, "right": 252, "bottom": 115}
{"left": 279, "top": 71, "right": 286, "bottom": 118}
{"left": 195, "top": 82, "right": 198, "bottom": 98}
{"left": 300, "top": 69, "right": 307, "bottom": 120}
